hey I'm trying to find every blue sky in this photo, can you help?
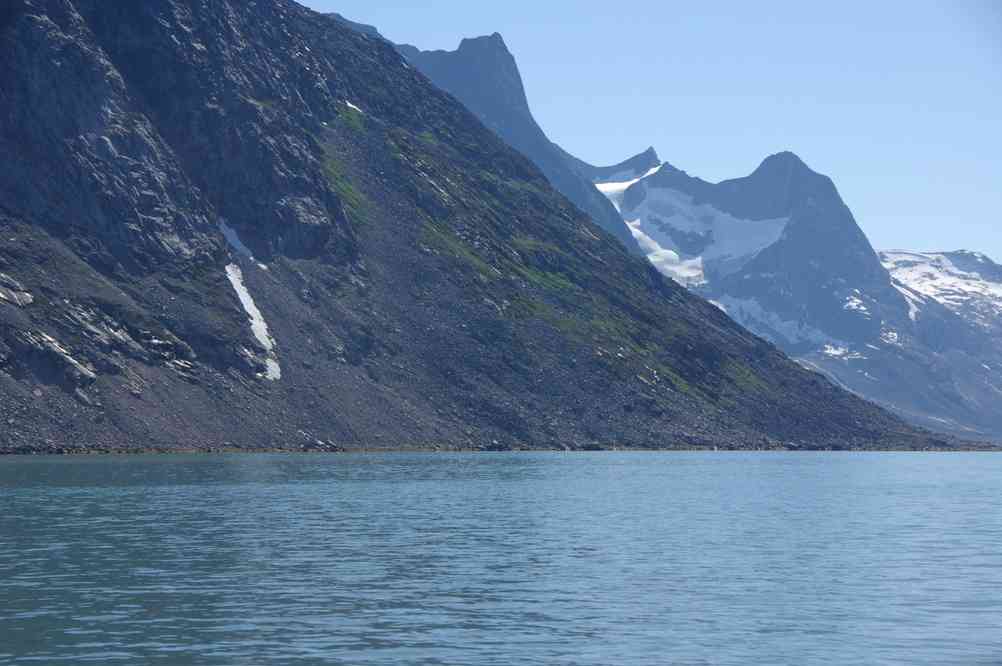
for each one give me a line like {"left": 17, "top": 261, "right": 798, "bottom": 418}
{"left": 306, "top": 1, "right": 1001, "bottom": 259}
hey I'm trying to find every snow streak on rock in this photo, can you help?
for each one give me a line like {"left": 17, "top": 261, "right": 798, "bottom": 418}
{"left": 225, "top": 263, "right": 281, "bottom": 381}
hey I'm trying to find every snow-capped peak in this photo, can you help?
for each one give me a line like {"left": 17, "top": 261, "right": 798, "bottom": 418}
{"left": 880, "top": 250, "right": 1002, "bottom": 330}
{"left": 594, "top": 164, "right": 789, "bottom": 287}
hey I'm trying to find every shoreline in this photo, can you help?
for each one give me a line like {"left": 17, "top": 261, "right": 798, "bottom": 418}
{"left": 2, "top": 443, "right": 1000, "bottom": 457}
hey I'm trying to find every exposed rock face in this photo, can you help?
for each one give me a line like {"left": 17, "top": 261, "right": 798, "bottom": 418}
{"left": 0, "top": 0, "right": 960, "bottom": 452}
{"left": 590, "top": 152, "right": 1002, "bottom": 440}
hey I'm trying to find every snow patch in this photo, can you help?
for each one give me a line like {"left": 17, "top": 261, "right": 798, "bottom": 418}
{"left": 624, "top": 219, "right": 705, "bottom": 285}
{"left": 225, "top": 263, "right": 281, "bottom": 381}
{"left": 843, "top": 291, "right": 871, "bottom": 317}
{"left": 824, "top": 344, "right": 866, "bottom": 360}
{"left": 880, "top": 329, "right": 901, "bottom": 346}
{"left": 594, "top": 166, "right": 662, "bottom": 212}
{"left": 882, "top": 250, "right": 1002, "bottom": 328}
{"left": 890, "top": 281, "right": 925, "bottom": 322}
{"left": 713, "top": 295, "right": 839, "bottom": 347}
{"left": 598, "top": 175, "right": 789, "bottom": 286}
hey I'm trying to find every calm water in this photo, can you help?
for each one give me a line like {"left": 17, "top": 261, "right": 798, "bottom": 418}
{"left": 0, "top": 453, "right": 1000, "bottom": 665}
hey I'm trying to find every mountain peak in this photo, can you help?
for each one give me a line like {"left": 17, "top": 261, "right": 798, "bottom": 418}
{"left": 567, "top": 146, "right": 663, "bottom": 183}
{"left": 755, "top": 151, "right": 809, "bottom": 175}
{"left": 639, "top": 146, "right": 661, "bottom": 165}
{"left": 949, "top": 249, "right": 997, "bottom": 263}
{"left": 741, "top": 151, "right": 836, "bottom": 204}
{"left": 457, "top": 32, "right": 510, "bottom": 54}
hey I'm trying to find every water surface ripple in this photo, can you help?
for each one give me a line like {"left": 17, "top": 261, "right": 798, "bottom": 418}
{"left": 1, "top": 452, "right": 1000, "bottom": 665}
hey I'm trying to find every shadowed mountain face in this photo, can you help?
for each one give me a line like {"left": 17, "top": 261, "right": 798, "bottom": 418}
{"left": 0, "top": 0, "right": 958, "bottom": 453}
{"left": 590, "top": 152, "right": 1002, "bottom": 440}
{"left": 390, "top": 34, "right": 644, "bottom": 256}
{"left": 560, "top": 146, "right": 662, "bottom": 184}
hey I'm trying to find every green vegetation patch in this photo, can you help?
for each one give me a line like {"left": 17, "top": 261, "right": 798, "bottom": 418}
{"left": 653, "top": 362, "right": 694, "bottom": 396}
{"left": 512, "top": 235, "right": 565, "bottom": 257}
{"left": 515, "top": 265, "right": 577, "bottom": 294}
{"left": 724, "top": 360, "right": 770, "bottom": 393}
{"left": 338, "top": 103, "right": 366, "bottom": 132}
{"left": 421, "top": 222, "right": 495, "bottom": 278}
{"left": 322, "top": 151, "right": 369, "bottom": 226}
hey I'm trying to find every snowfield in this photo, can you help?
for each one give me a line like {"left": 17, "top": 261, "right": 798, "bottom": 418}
{"left": 596, "top": 171, "right": 789, "bottom": 286}
{"left": 594, "top": 166, "right": 661, "bottom": 212}
{"left": 712, "top": 295, "right": 839, "bottom": 348}
{"left": 881, "top": 250, "right": 1002, "bottom": 329}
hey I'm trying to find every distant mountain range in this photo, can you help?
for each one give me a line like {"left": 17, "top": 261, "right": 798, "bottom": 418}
{"left": 345, "top": 18, "right": 1002, "bottom": 441}
{"left": 587, "top": 153, "right": 1002, "bottom": 439}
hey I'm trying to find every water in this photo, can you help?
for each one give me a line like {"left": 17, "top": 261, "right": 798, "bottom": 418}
{"left": 1, "top": 453, "right": 1000, "bottom": 665}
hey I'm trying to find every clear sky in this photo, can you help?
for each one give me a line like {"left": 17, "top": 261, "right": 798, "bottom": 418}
{"left": 305, "top": 1, "right": 1001, "bottom": 259}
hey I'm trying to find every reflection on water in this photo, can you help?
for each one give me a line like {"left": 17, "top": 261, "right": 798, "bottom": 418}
{"left": 1, "top": 452, "right": 1000, "bottom": 665}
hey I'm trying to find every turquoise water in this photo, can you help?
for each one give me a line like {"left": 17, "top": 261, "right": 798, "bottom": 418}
{"left": 0, "top": 452, "right": 1000, "bottom": 665}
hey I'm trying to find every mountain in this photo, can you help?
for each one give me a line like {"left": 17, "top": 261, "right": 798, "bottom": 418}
{"left": 589, "top": 154, "right": 1002, "bottom": 439}
{"left": 559, "top": 146, "right": 663, "bottom": 185}
{"left": 330, "top": 18, "right": 1000, "bottom": 442}
{"left": 881, "top": 250, "right": 1002, "bottom": 335}
{"left": 387, "top": 33, "right": 644, "bottom": 255}
{"left": 0, "top": 0, "right": 957, "bottom": 453}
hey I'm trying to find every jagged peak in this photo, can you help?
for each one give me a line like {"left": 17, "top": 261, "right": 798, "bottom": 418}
{"left": 404, "top": 32, "right": 516, "bottom": 65}
{"left": 576, "top": 146, "right": 663, "bottom": 183}
{"left": 457, "top": 32, "right": 510, "bottom": 54}
{"left": 602, "top": 146, "right": 661, "bottom": 172}
{"left": 639, "top": 146, "right": 660, "bottom": 163}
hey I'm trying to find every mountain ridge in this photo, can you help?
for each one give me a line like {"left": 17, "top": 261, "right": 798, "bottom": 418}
{"left": 351, "top": 24, "right": 647, "bottom": 256}
{"left": 0, "top": 0, "right": 959, "bottom": 452}
{"left": 594, "top": 152, "right": 1002, "bottom": 439}
{"left": 559, "top": 146, "right": 663, "bottom": 184}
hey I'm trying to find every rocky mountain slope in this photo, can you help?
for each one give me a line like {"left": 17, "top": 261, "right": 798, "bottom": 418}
{"left": 589, "top": 154, "right": 1002, "bottom": 439}
{"left": 0, "top": 0, "right": 959, "bottom": 453}
{"left": 330, "top": 17, "right": 644, "bottom": 256}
